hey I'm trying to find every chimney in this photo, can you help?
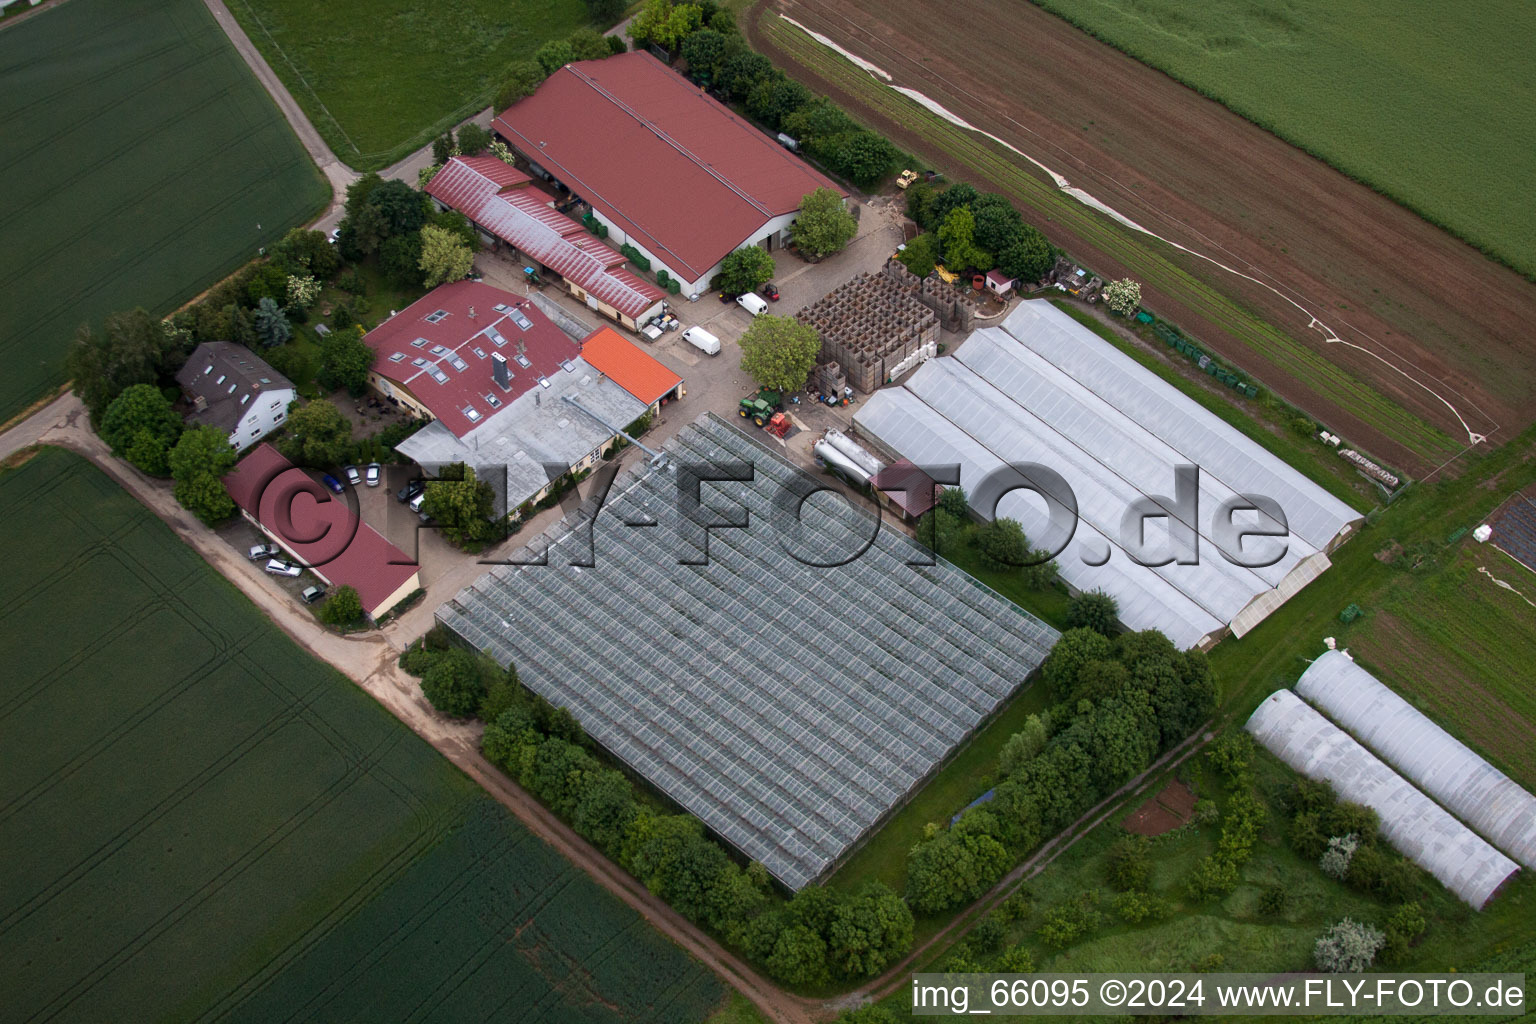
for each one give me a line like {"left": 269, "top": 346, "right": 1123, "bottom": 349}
{"left": 468, "top": 305, "right": 477, "bottom": 319}
{"left": 193, "top": 395, "right": 208, "bottom": 412}
{"left": 491, "top": 351, "right": 511, "bottom": 390}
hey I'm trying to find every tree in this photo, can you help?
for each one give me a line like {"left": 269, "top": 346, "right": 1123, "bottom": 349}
{"left": 429, "top": 207, "right": 479, "bottom": 249}
{"left": 534, "top": 38, "right": 577, "bottom": 75}
{"left": 271, "top": 228, "right": 340, "bottom": 279}
{"left": 572, "top": 770, "right": 639, "bottom": 855}
{"left": 1066, "top": 590, "right": 1118, "bottom": 636}
{"left": 718, "top": 245, "right": 775, "bottom": 296}
{"left": 1103, "top": 277, "right": 1142, "bottom": 316}
{"left": 928, "top": 182, "right": 979, "bottom": 227}
{"left": 418, "top": 224, "right": 475, "bottom": 288}
{"left": 168, "top": 425, "right": 238, "bottom": 524}
{"left": 1040, "top": 628, "right": 1114, "bottom": 703}
{"left": 629, "top": 0, "right": 702, "bottom": 49}
{"left": 100, "top": 384, "right": 182, "bottom": 475}
{"left": 719, "top": 51, "right": 773, "bottom": 101}
{"left": 568, "top": 27, "right": 611, "bottom": 61}
{"left": 253, "top": 297, "right": 291, "bottom": 348}
{"left": 681, "top": 28, "right": 726, "bottom": 80}
{"left": 1320, "top": 833, "right": 1360, "bottom": 880}
{"left": 280, "top": 398, "right": 352, "bottom": 467}
{"left": 420, "top": 647, "right": 487, "bottom": 717}
{"left": 974, "top": 516, "right": 1030, "bottom": 570}
{"left": 421, "top": 464, "right": 497, "bottom": 545}
{"left": 905, "top": 179, "right": 938, "bottom": 230}
{"left": 496, "top": 61, "right": 547, "bottom": 110}
{"left": 1105, "top": 835, "right": 1151, "bottom": 891}
{"left": 285, "top": 274, "right": 321, "bottom": 313}
{"left": 66, "top": 308, "right": 178, "bottom": 422}
{"left": 970, "top": 193, "right": 1028, "bottom": 254}
{"left": 784, "top": 98, "right": 857, "bottom": 150}
{"left": 829, "top": 131, "right": 900, "bottom": 188}
{"left": 1380, "top": 902, "right": 1426, "bottom": 964}
{"left": 937, "top": 207, "right": 992, "bottom": 273}
{"left": 739, "top": 315, "right": 821, "bottom": 393}
{"left": 825, "top": 883, "right": 913, "bottom": 979}
{"left": 793, "top": 187, "right": 857, "bottom": 259}
{"left": 317, "top": 326, "right": 374, "bottom": 396}
{"left": 896, "top": 233, "right": 938, "bottom": 279}
{"left": 1314, "top": 918, "right": 1385, "bottom": 973}
{"left": 585, "top": 0, "right": 627, "bottom": 22}
{"left": 746, "top": 74, "right": 812, "bottom": 130}
{"left": 455, "top": 122, "right": 491, "bottom": 156}
{"left": 319, "top": 585, "right": 363, "bottom": 625}
{"left": 367, "top": 179, "right": 429, "bottom": 236}
{"left": 998, "top": 714, "right": 1048, "bottom": 775}
{"left": 246, "top": 263, "right": 289, "bottom": 305}
{"left": 380, "top": 232, "right": 426, "bottom": 287}
{"left": 997, "top": 226, "right": 1054, "bottom": 280}
{"left": 432, "top": 132, "right": 455, "bottom": 164}
{"left": 336, "top": 202, "right": 388, "bottom": 261}
{"left": 905, "top": 813, "right": 1010, "bottom": 914}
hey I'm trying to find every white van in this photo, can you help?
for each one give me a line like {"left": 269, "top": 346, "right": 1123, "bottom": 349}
{"left": 736, "top": 292, "right": 768, "bottom": 317}
{"left": 682, "top": 326, "right": 721, "bottom": 356}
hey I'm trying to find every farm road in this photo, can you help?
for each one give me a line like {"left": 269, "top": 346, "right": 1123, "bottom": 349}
{"left": 0, "top": 395, "right": 815, "bottom": 1024}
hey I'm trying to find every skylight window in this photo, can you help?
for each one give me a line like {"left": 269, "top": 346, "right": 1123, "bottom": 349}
{"left": 410, "top": 338, "right": 428, "bottom": 348}
{"left": 484, "top": 394, "right": 502, "bottom": 408}
{"left": 389, "top": 352, "right": 407, "bottom": 362}
{"left": 424, "top": 309, "right": 450, "bottom": 323}
{"left": 561, "top": 360, "right": 576, "bottom": 373}
{"left": 514, "top": 353, "right": 532, "bottom": 369}
{"left": 431, "top": 344, "right": 450, "bottom": 356}
{"left": 483, "top": 326, "right": 506, "bottom": 347}
{"left": 462, "top": 405, "right": 481, "bottom": 421}
{"left": 537, "top": 377, "right": 550, "bottom": 389}
{"left": 472, "top": 347, "right": 487, "bottom": 358}
{"left": 216, "top": 375, "right": 226, "bottom": 385}
{"left": 509, "top": 310, "right": 533, "bottom": 331}
{"left": 448, "top": 356, "right": 468, "bottom": 371}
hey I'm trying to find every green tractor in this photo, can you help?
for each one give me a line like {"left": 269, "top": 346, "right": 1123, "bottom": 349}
{"left": 738, "top": 389, "right": 782, "bottom": 428}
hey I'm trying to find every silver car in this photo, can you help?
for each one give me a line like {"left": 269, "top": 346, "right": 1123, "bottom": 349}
{"left": 249, "top": 542, "right": 279, "bottom": 560}
{"left": 265, "top": 558, "right": 302, "bottom": 578}
{"left": 365, "top": 462, "right": 381, "bottom": 487}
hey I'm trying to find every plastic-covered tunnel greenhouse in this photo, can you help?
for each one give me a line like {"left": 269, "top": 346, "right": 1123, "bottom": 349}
{"left": 854, "top": 300, "right": 1363, "bottom": 650}
{"left": 1246, "top": 689, "right": 1518, "bottom": 908}
{"left": 1296, "top": 650, "right": 1536, "bottom": 870}
{"left": 436, "top": 413, "right": 1060, "bottom": 890}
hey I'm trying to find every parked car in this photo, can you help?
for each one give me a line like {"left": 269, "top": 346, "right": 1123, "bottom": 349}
{"left": 365, "top": 462, "right": 381, "bottom": 487}
{"left": 344, "top": 464, "right": 361, "bottom": 486}
{"left": 761, "top": 282, "right": 780, "bottom": 301}
{"left": 682, "top": 326, "right": 721, "bottom": 356}
{"left": 322, "top": 473, "right": 344, "bottom": 494}
{"left": 265, "top": 558, "right": 302, "bottom": 578}
{"left": 248, "top": 542, "right": 279, "bottom": 561}
{"left": 397, "top": 478, "right": 424, "bottom": 504}
{"left": 327, "top": 227, "right": 341, "bottom": 244}
{"left": 409, "top": 491, "right": 427, "bottom": 515}
{"left": 300, "top": 584, "right": 327, "bottom": 604}
{"left": 736, "top": 292, "right": 769, "bottom": 316}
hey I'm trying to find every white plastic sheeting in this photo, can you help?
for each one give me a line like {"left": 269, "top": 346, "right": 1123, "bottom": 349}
{"left": 1246, "top": 689, "right": 1519, "bottom": 909}
{"left": 1297, "top": 651, "right": 1536, "bottom": 870}
{"left": 854, "top": 301, "right": 1362, "bottom": 649}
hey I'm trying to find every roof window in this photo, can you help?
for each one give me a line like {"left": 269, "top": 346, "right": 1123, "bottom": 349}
{"left": 424, "top": 309, "right": 450, "bottom": 323}
{"left": 389, "top": 352, "right": 406, "bottom": 362}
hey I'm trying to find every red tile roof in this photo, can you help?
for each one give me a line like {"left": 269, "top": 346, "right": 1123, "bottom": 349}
{"left": 223, "top": 444, "right": 419, "bottom": 617}
{"left": 427, "top": 157, "right": 666, "bottom": 320}
{"left": 580, "top": 326, "right": 683, "bottom": 406}
{"left": 364, "top": 280, "right": 581, "bottom": 438}
{"left": 870, "top": 459, "right": 940, "bottom": 518}
{"left": 493, "top": 52, "right": 844, "bottom": 281}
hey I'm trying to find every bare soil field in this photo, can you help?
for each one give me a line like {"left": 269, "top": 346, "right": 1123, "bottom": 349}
{"left": 1122, "top": 779, "right": 1196, "bottom": 837}
{"left": 751, "top": 0, "right": 1536, "bottom": 475}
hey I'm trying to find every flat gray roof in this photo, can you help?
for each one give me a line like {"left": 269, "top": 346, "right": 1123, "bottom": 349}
{"left": 437, "top": 413, "right": 1059, "bottom": 889}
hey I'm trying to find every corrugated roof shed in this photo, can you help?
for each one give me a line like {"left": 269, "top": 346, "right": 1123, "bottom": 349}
{"left": 869, "top": 459, "right": 940, "bottom": 518}
{"left": 1246, "top": 689, "right": 1518, "bottom": 909}
{"left": 223, "top": 444, "right": 418, "bottom": 617}
{"left": 580, "top": 326, "right": 681, "bottom": 406}
{"left": 436, "top": 413, "right": 1059, "bottom": 889}
{"left": 427, "top": 157, "right": 666, "bottom": 320}
{"left": 493, "top": 52, "right": 843, "bottom": 281}
{"left": 1297, "top": 651, "right": 1536, "bottom": 870}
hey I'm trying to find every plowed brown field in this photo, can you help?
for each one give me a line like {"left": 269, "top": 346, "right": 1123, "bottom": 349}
{"left": 751, "top": 0, "right": 1536, "bottom": 476}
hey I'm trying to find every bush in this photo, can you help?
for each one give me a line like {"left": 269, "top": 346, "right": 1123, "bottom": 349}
{"left": 420, "top": 647, "right": 489, "bottom": 718}
{"left": 1314, "top": 918, "right": 1385, "bottom": 973}
{"left": 1380, "top": 902, "right": 1426, "bottom": 964}
{"left": 1104, "top": 835, "right": 1151, "bottom": 892}
{"left": 1206, "top": 731, "right": 1255, "bottom": 787}
{"left": 1319, "top": 833, "right": 1359, "bottom": 880}
{"left": 1257, "top": 883, "right": 1289, "bottom": 916}
{"left": 1102, "top": 278, "right": 1141, "bottom": 316}
{"left": 1112, "top": 889, "right": 1169, "bottom": 923}
{"left": 1036, "top": 890, "right": 1103, "bottom": 948}
{"left": 319, "top": 585, "right": 363, "bottom": 625}
{"left": 1065, "top": 590, "right": 1118, "bottom": 636}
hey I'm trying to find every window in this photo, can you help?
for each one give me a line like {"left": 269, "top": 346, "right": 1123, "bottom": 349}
{"left": 537, "top": 377, "right": 550, "bottom": 389}
{"left": 389, "top": 352, "right": 406, "bottom": 362}
{"left": 561, "top": 360, "right": 576, "bottom": 374}
{"left": 240, "top": 394, "right": 250, "bottom": 405}
{"left": 215, "top": 375, "right": 226, "bottom": 385}
{"left": 472, "top": 347, "right": 486, "bottom": 359}
{"left": 462, "top": 405, "right": 481, "bottom": 422}
{"left": 228, "top": 384, "right": 237, "bottom": 394}
{"left": 410, "top": 337, "right": 428, "bottom": 348}
{"left": 204, "top": 364, "right": 214, "bottom": 374}
{"left": 515, "top": 353, "right": 532, "bottom": 368}
{"left": 484, "top": 326, "right": 506, "bottom": 347}
{"left": 430, "top": 344, "right": 449, "bottom": 355}
{"left": 484, "top": 394, "right": 501, "bottom": 408}
{"left": 509, "top": 310, "right": 533, "bottom": 331}
{"left": 424, "top": 309, "right": 449, "bottom": 323}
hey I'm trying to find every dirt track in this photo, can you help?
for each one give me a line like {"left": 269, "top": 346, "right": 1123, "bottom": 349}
{"left": 752, "top": 0, "right": 1536, "bottom": 474}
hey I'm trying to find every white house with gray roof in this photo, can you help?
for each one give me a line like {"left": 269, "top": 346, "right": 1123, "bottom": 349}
{"left": 176, "top": 341, "right": 296, "bottom": 451}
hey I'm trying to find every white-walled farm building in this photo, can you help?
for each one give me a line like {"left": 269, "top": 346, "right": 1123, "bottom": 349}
{"left": 854, "top": 301, "right": 1364, "bottom": 649}
{"left": 1246, "top": 689, "right": 1518, "bottom": 909}
{"left": 492, "top": 52, "right": 846, "bottom": 299}
{"left": 1296, "top": 651, "right": 1536, "bottom": 870}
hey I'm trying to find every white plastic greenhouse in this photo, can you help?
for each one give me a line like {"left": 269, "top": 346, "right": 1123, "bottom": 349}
{"left": 1296, "top": 651, "right": 1536, "bottom": 870}
{"left": 855, "top": 301, "right": 1362, "bottom": 649}
{"left": 1246, "top": 689, "right": 1519, "bottom": 909}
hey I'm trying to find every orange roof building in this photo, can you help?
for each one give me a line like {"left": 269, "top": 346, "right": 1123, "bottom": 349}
{"left": 580, "top": 326, "right": 683, "bottom": 411}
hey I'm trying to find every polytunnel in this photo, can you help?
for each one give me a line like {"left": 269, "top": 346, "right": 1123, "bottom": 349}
{"left": 1297, "top": 650, "right": 1536, "bottom": 870}
{"left": 1246, "top": 689, "right": 1519, "bottom": 909}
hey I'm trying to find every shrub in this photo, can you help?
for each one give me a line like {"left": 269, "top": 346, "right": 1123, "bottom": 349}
{"left": 1036, "top": 890, "right": 1103, "bottom": 948}
{"left": 1380, "top": 902, "right": 1426, "bottom": 964}
{"left": 1105, "top": 835, "right": 1151, "bottom": 892}
{"left": 1065, "top": 590, "right": 1118, "bottom": 636}
{"left": 994, "top": 944, "right": 1034, "bottom": 973}
{"left": 1102, "top": 278, "right": 1141, "bottom": 316}
{"left": 1112, "top": 889, "right": 1169, "bottom": 923}
{"left": 319, "top": 585, "right": 363, "bottom": 625}
{"left": 1206, "top": 731, "right": 1256, "bottom": 786}
{"left": 1319, "top": 833, "right": 1359, "bottom": 880}
{"left": 1257, "top": 883, "right": 1288, "bottom": 916}
{"left": 420, "top": 647, "right": 489, "bottom": 718}
{"left": 1314, "top": 918, "right": 1386, "bottom": 973}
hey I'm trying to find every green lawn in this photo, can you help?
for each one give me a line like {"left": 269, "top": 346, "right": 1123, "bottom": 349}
{"left": 1025, "top": 0, "right": 1536, "bottom": 279}
{"left": 225, "top": 0, "right": 593, "bottom": 170}
{"left": 0, "top": 0, "right": 328, "bottom": 425}
{"left": 0, "top": 449, "right": 722, "bottom": 1023}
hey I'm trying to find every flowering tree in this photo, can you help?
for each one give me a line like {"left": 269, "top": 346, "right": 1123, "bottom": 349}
{"left": 1314, "top": 918, "right": 1385, "bottom": 973}
{"left": 1103, "top": 277, "right": 1142, "bottom": 316}
{"left": 285, "top": 274, "right": 321, "bottom": 311}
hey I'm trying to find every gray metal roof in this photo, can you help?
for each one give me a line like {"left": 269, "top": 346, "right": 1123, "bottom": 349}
{"left": 175, "top": 341, "right": 293, "bottom": 433}
{"left": 436, "top": 413, "right": 1060, "bottom": 889}
{"left": 397, "top": 355, "right": 644, "bottom": 514}
{"left": 1297, "top": 651, "right": 1536, "bottom": 870}
{"left": 1246, "top": 689, "right": 1519, "bottom": 909}
{"left": 854, "top": 300, "right": 1362, "bottom": 649}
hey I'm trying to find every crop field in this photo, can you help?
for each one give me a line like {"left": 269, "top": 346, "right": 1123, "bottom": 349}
{"left": 0, "top": 0, "right": 328, "bottom": 426}
{"left": 1024, "top": 0, "right": 1536, "bottom": 280}
{"left": 0, "top": 450, "right": 722, "bottom": 1023}
{"left": 226, "top": 0, "right": 591, "bottom": 170}
{"left": 751, "top": 0, "right": 1536, "bottom": 476}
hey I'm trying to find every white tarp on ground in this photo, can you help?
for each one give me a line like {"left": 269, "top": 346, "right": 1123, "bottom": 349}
{"left": 855, "top": 300, "right": 1363, "bottom": 649}
{"left": 1297, "top": 651, "right": 1536, "bottom": 870}
{"left": 1246, "top": 689, "right": 1519, "bottom": 909}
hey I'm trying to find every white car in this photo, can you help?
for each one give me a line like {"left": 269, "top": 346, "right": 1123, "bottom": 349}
{"left": 248, "top": 542, "right": 279, "bottom": 560}
{"left": 344, "top": 464, "right": 361, "bottom": 486}
{"left": 265, "top": 558, "right": 303, "bottom": 578}
{"left": 365, "top": 462, "right": 381, "bottom": 487}
{"left": 327, "top": 227, "right": 341, "bottom": 244}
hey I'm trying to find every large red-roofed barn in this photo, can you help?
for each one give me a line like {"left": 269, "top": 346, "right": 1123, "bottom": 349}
{"left": 492, "top": 51, "right": 845, "bottom": 297}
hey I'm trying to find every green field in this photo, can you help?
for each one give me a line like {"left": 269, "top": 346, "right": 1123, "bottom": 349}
{"left": 1026, "top": 0, "right": 1536, "bottom": 278}
{"left": 757, "top": 12, "right": 1460, "bottom": 469}
{"left": 225, "top": 0, "right": 593, "bottom": 170}
{"left": 0, "top": 449, "right": 723, "bottom": 1023}
{"left": 0, "top": 0, "right": 328, "bottom": 425}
